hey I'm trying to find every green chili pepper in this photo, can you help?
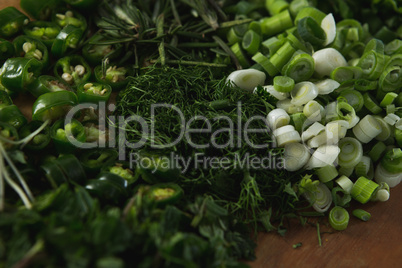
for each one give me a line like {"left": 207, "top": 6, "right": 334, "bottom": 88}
{"left": 0, "top": 121, "right": 19, "bottom": 150}
{"left": 13, "top": 35, "right": 49, "bottom": 70}
{"left": 54, "top": 154, "right": 87, "bottom": 185}
{"left": 102, "top": 161, "right": 138, "bottom": 185}
{"left": 136, "top": 152, "right": 180, "bottom": 184}
{"left": 81, "top": 120, "right": 110, "bottom": 146}
{"left": 0, "top": 104, "right": 27, "bottom": 130}
{"left": 40, "top": 161, "right": 69, "bottom": 189}
{"left": 82, "top": 34, "right": 123, "bottom": 65}
{"left": 20, "top": 0, "right": 63, "bottom": 20}
{"left": 0, "top": 38, "right": 15, "bottom": 62}
{"left": 28, "top": 75, "right": 73, "bottom": 98}
{"left": 0, "top": 7, "right": 29, "bottom": 38}
{"left": 94, "top": 64, "right": 132, "bottom": 91}
{"left": 23, "top": 21, "right": 61, "bottom": 48}
{"left": 50, "top": 118, "right": 86, "bottom": 154}
{"left": 54, "top": 55, "right": 92, "bottom": 88}
{"left": 19, "top": 120, "right": 51, "bottom": 151}
{"left": 145, "top": 183, "right": 184, "bottom": 207}
{"left": 77, "top": 82, "right": 112, "bottom": 104}
{"left": 32, "top": 91, "right": 78, "bottom": 122}
{"left": 51, "top": 24, "right": 84, "bottom": 58}
{"left": 63, "top": 0, "right": 99, "bottom": 11}
{"left": 79, "top": 148, "right": 119, "bottom": 175}
{"left": 0, "top": 91, "right": 13, "bottom": 106}
{"left": 52, "top": 8, "right": 87, "bottom": 32}
{"left": 0, "top": 57, "right": 42, "bottom": 93}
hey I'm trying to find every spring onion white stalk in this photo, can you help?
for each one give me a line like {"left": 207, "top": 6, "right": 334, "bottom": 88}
{"left": 383, "top": 113, "right": 400, "bottom": 126}
{"left": 314, "top": 79, "right": 340, "bottom": 95}
{"left": 325, "top": 120, "right": 348, "bottom": 144}
{"left": 284, "top": 142, "right": 311, "bottom": 171}
{"left": 352, "top": 115, "right": 382, "bottom": 143}
{"left": 374, "top": 163, "right": 402, "bottom": 187}
{"left": 303, "top": 100, "right": 325, "bottom": 122}
{"left": 374, "top": 116, "right": 392, "bottom": 141}
{"left": 291, "top": 81, "right": 319, "bottom": 106}
{"left": 305, "top": 145, "right": 340, "bottom": 169}
{"left": 354, "top": 155, "right": 374, "bottom": 180}
{"left": 312, "top": 48, "right": 348, "bottom": 78}
{"left": 337, "top": 137, "right": 363, "bottom": 168}
{"left": 267, "top": 108, "right": 290, "bottom": 130}
{"left": 276, "top": 99, "right": 304, "bottom": 114}
{"left": 371, "top": 182, "right": 390, "bottom": 202}
{"left": 301, "top": 122, "right": 325, "bottom": 141}
{"left": 259, "top": 85, "right": 289, "bottom": 100}
{"left": 321, "top": 13, "right": 336, "bottom": 46}
{"left": 226, "top": 69, "right": 266, "bottom": 91}
{"left": 307, "top": 131, "right": 328, "bottom": 148}
{"left": 396, "top": 119, "right": 402, "bottom": 130}
{"left": 274, "top": 125, "right": 302, "bottom": 147}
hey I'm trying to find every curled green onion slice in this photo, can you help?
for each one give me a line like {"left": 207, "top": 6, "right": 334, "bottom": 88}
{"left": 329, "top": 206, "right": 349, "bottom": 231}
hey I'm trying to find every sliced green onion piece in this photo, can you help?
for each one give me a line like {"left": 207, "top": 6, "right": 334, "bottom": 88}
{"left": 304, "top": 183, "right": 332, "bottom": 213}
{"left": 313, "top": 48, "right": 348, "bottom": 78}
{"left": 306, "top": 131, "right": 326, "bottom": 148}
{"left": 374, "top": 163, "right": 402, "bottom": 187}
{"left": 267, "top": 108, "right": 290, "bottom": 130}
{"left": 230, "top": 43, "right": 250, "bottom": 68}
{"left": 335, "top": 101, "right": 357, "bottom": 127}
{"left": 357, "top": 51, "right": 385, "bottom": 80}
{"left": 260, "top": 85, "right": 289, "bottom": 100}
{"left": 351, "top": 176, "right": 379, "bottom": 204}
{"left": 330, "top": 66, "right": 362, "bottom": 84}
{"left": 286, "top": 33, "right": 309, "bottom": 52}
{"left": 331, "top": 187, "right": 352, "bottom": 207}
{"left": 265, "top": 0, "right": 289, "bottom": 15}
{"left": 378, "top": 65, "right": 402, "bottom": 92}
{"left": 226, "top": 69, "right": 266, "bottom": 92}
{"left": 289, "top": 113, "right": 306, "bottom": 133}
{"left": 291, "top": 81, "right": 318, "bottom": 106}
{"left": 275, "top": 128, "right": 302, "bottom": 147}
{"left": 284, "top": 142, "right": 311, "bottom": 171}
{"left": 294, "top": 6, "right": 326, "bottom": 25}
{"left": 338, "top": 89, "right": 364, "bottom": 112}
{"left": 354, "top": 79, "right": 377, "bottom": 92}
{"left": 314, "top": 79, "right": 340, "bottom": 95}
{"left": 363, "top": 93, "right": 382, "bottom": 114}
{"left": 352, "top": 209, "right": 371, "bottom": 221}
{"left": 352, "top": 115, "right": 382, "bottom": 143}
{"left": 297, "top": 17, "right": 327, "bottom": 47}
{"left": 337, "top": 137, "right": 363, "bottom": 168}
{"left": 355, "top": 156, "right": 374, "bottom": 180}
{"left": 303, "top": 100, "right": 324, "bottom": 122}
{"left": 396, "top": 129, "right": 402, "bottom": 147}
{"left": 251, "top": 52, "right": 279, "bottom": 76}
{"left": 329, "top": 206, "right": 349, "bottom": 231}
{"left": 383, "top": 113, "right": 400, "bottom": 126}
{"left": 385, "top": 39, "right": 402, "bottom": 55}
{"left": 325, "top": 120, "right": 348, "bottom": 144}
{"left": 305, "top": 145, "right": 340, "bottom": 170}
{"left": 368, "top": 141, "right": 387, "bottom": 162}
{"left": 338, "top": 166, "right": 354, "bottom": 177}
{"left": 274, "top": 76, "right": 295, "bottom": 93}
{"left": 335, "top": 175, "right": 354, "bottom": 194}
{"left": 301, "top": 122, "right": 325, "bottom": 141}
{"left": 373, "top": 116, "right": 392, "bottom": 141}
{"left": 380, "top": 92, "right": 398, "bottom": 107}
{"left": 381, "top": 148, "right": 402, "bottom": 173}
{"left": 321, "top": 13, "right": 336, "bottom": 46}
{"left": 261, "top": 10, "right": 293, "bottom": 37}
{"left": 242, "top": 29, "right": 261, "bottom": 55}
{"left": 282, "top": 51, "right": 315, "bottom": 82}
{"left": 371, "top": 182, "right": 390, "bottom": 202}
{"left": 386, "top": 104, "right": 396, "bottom": 114}
{"left": 270, "top": 41, "right": 296, "bottom": 71}
{"left": 261, "top": 36, "right": 285, "bottom": 55}
{"left": 363, "top": 38, "right": 384, "bottom": 55}
{"left": 315, "top": 165, "right": 338, "bottom": 183}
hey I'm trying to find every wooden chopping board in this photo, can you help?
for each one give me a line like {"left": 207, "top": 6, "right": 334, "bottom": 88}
{"left": 2, "top": 1, "right": 402, "bottom": 267}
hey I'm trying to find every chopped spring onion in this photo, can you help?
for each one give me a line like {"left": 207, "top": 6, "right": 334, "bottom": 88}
{"left": 371, "top": 183, "right": 390, "bottom": 202}
{"left": 380, "top": 92, "right": 398, "bottom": 107}
{"left": 312, "top": 48, "right": 348, "bottom": 78}
{"left": 282, "top": 51, "right": 315, "bottom": 82}
{"left": 368, "top": 141, "right": 387, "bottom": 162}
{"left": 251, "top": 52, "right": 279, "bottom": 76}
{"left": 321, "top": 13, "right": 336, "bottom": 46}
{"left": 274, "top": 125, "right": 302, "bottom": 147}
{"left": 291, "top": 81, "right": 319, "bottom": 106}
{"left": 284, "top": 142, "right": 311, "bottom": 171}
{"left": 297, "top": 16, "right": 327, "bottom": 46}
{"left": 352, "top": 115, "right": 382, "bottom": 143}
{"left": 307, "top": 131, "right": 327, "bottom": 148}
{"left": 351, "top": 176, "right": 379, "bottom": 204}
{"left": 315, "top": 165, "right": 338, "bottom": 183}
{"left": 325, "top": 120, "right": 348, "bottom": 144}
{"left": 363, "top": 93, "right": 382, "bottom": 114}
{"left": 335, "top": 175, "right": 354, "bottom": 194}
{"left": 378, "top": 65, "right": 402, "bottom": 93}
{"left": 337, "top": 137, "right": 363, "bottom": 168}
{"left": 267, "top": 108, "right": 290, "bottom": 130}
{"left": 329, "top": 206, "right": 349, "bottom": 230}
{"left": 242, "top": 29, "right": 261, "bottom": 55}
{"left": 303, "top": 100, "right": 324, "bottom": 122}
{"left": 259, "top": 85, "right": 289, "bottom": 100}
{"left": 301, "top": 122, "right": 325, "bottom": 142}
{"left": 265, "top": 0, "right": 289, "bottom": 16}
{"left": 273, "top": 76, "right": 295, "bottom": 93}
{"left": 289, "top": 113, "right": 307, "bottom": 133}
{"left": 374, "top": 163, "right": 402, "bottom": 188}
{"left": 294, "top": 6, "right": 326, "bottom": 25}
{"left": 373, "top": 116, "right": 392, "bottom": 141}
{"left": 270, "top": 41, "right": 296, "bottom": 71}
{"left": 230, "top": 43, "right": 250, "bottom": 68}
{"left": 338, "top": 89, "right": 364, "bottom": 112}
{"left": 338, "top": 166, "right": 355, "bottom": 177}
{"left": 330, "top": 66, "right": 362, "bottom": 83}
{"left": 226, "top": 69, "right": 266, "bottom": 91}
{"left": 354, "top": 156, "right": 374, "bottom": 180}
{"left": 331, "top": 187, "right": 352, "bottom": 207}
{"left": 352, "top": 209, "right": 371, "bottom": 221}
{"left": 260, "top": 9, "right": 293, "bottom": 37}
{"left": 305, "top": 145, "right": 340, "bottom": 169}
{"left": 314, "top": 79, "right": 340, "bottom": 95}
{"left": 358, "top": 51, "right": 385, "bottom": 80}
{"left": 380, "top": 148, "right": 402, "bottom": 173}
{"left": 303, "top": 182, "right": 333, "bottom": 213}
{"left": 383, "top": 113, "right": 400, "bottom": 126}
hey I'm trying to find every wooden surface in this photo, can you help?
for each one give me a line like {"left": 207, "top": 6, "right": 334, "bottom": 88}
{"left": 2, "top": 1, "right": 402, "bottom": 267}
